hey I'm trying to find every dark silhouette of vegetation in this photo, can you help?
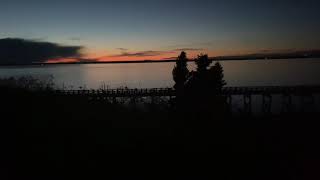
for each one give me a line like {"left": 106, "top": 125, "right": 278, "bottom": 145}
{"left": 172, "top": 51, "right": 189, "bottom": 113}
{"left": 1, "top": 57, "right": 320, "bottom": 179}
{"left": 187, "top": 53, "right": 226, "bottom": 93}
{"left": 172, "top": 51, "right": 189, "bottom": 91}
{"left": 209, "top": 62, "right": 227, "bottom": 92}
{"left": 0, "top": 76, "right": 54, "bottom": 90}
{"left": 172, "top": 53, "right": 228, "bottom": 120}
{"left": 195, "top": 53, "right": 212, "bottom": 73}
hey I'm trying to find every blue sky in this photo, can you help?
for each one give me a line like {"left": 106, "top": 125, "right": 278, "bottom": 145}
{"left": 0, "top": 0, "right": 319, "bottom": 60}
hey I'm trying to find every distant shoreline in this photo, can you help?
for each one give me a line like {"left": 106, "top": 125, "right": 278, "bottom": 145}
{"left": 0, "top": 56, "right": 319, "bottom": 67}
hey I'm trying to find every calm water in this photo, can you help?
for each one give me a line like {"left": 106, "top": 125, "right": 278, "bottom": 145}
{"left": 0, "top": 58, "right": 320, "bottom": 89}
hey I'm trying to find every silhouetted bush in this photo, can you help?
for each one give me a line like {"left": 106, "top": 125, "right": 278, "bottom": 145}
{"left": 172, "top": 51, "right": 189, "bottom": 91}
{"left": 174, "top": 53, "right": 227, "bottom": 120}
{"left": 0, "top": 75, "right": 54, "bottom": 90}
{"left": 195, "top": 53, "right": 212, "bottom": 73}
{"left": 209, "top": 61, "right": 226, "bottom": 93}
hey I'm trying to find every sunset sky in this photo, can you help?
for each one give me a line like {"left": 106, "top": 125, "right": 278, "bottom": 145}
{"left": 0, "top": 0, "right": 319, "bottom": 62}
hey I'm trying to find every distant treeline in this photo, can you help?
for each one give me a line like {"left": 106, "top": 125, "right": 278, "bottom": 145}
{"left": 1, "top": 50, "right": 320, "bottom": 66}
{"left": 215, "top": 49, "right": 320, "bottom": 61}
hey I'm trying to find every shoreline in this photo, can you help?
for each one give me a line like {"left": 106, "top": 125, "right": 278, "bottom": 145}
{"left": 0, "top": 56, "right": 319, "bottom": 67}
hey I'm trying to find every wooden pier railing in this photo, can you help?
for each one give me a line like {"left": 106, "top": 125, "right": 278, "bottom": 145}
{"left": 52, "top": 85, "right": 320, "bottom": 97}
{"left": 45, "top": 85, "right": 320, "bottom": 115}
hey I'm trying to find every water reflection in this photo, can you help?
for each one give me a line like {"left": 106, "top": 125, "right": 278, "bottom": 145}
{"left": 0, "top": 58, "right": 320, "bottom": 89}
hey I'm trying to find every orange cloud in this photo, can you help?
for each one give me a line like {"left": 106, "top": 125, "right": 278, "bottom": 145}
{"left": 46, "top": 58, "right": 80, "bottom": 63}
{"left": 45, "top": 48, "right": 219, "bottom": 63}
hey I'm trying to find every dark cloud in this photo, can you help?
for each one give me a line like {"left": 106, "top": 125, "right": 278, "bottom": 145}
{"left": 117, "top": 48, "right": 129, "bottom": 51}
{"left": 77, "top": 58, "right": 98, "bottom": 62}
{"left": 109, "top": 48, "right": 205, "bottom": 58}
{"left": 0, "top": 38, "right": 83, "bottom": 65}
{"left": 173, "top": 48, "right": 205, "bottom": 52}
{"left": 110, "top": 48, "right": 204, "bottom": 58}
{"left": 161, "top": 57, "right": 178, "bottom": 60}
{"left": 110, "top": 50, "right": 174, "bottom": 57}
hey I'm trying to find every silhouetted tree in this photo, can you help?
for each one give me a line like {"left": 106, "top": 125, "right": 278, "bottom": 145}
{"left": 195, "top": 54, "right": 212, "bottom": 74}
{"left": 208, "top": 62, "right": 226, "bottom": 93}
{"left": 185, "top": 54, "right": 213, "bottom": 92}
{"left": 172, "top": 51, "right": 189, "bottom": 91}
{"left": 183, "top": 54, "right": 227, "bottom": 121}
{"left": 172, "top": 52, "right": 189, "bottom": 116}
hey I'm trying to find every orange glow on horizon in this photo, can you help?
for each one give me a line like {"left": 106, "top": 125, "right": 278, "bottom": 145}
{"left": 95, "top": 55, "right": 175, "bottom": 61}
{"left": 46, "top": 50, "right": 233, "bottom": 63}
{"left": 46, "top": 58, "right": 79, "bottom": 63}
{"left": 91, "top": 50, "right": 214, "bottom": 62}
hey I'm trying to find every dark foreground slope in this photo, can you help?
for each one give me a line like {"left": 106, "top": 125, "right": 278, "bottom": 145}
{"left": 1, "top": 88, "right": 320, "bottom": 179}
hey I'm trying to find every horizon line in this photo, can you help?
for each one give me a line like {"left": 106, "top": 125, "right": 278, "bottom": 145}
{"left": 1, "top": 56, "right": 319, "bottom": 67}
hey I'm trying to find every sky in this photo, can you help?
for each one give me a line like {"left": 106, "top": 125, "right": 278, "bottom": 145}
{"left": 0, "top": 0, "right": 319, "bottom": 62}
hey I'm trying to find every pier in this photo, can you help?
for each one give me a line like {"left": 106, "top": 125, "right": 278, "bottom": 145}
{"left": 47, "top": 85, "right": 320, "bottom": 115}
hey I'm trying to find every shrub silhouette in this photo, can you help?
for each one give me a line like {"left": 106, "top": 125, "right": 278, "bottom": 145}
{"left": 208, "top": 62, "right": 226, "bottom": 93}
{"left": 172, "top": 51, "right": 190, "bottom": 113}
{"left": 195, "top": 53, "right": 212, "bottom": 73}
{"left": 0, "top": 76, "right": 54, "bottom": 90}
{"left": 172, "top": 51, "right": 189, "bottom": 91}
{"left": 180, "top": 53, "right": 227, "bottom": 120}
